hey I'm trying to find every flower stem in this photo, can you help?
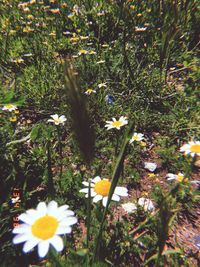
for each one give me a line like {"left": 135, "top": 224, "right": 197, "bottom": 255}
{"left": 56, "top": 126, "right": 63, "bottom": 180}
{"left": 47, "top": 141, "right": 55, "bottom": 197}
{"left": 86, "top": 180, "right": 91, "bottom": 248}
{"left": 93, "top": 122, "right": 134, "bottom": 262}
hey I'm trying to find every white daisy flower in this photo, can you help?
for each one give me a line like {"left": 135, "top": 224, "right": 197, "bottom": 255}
{"left": 144, "top": 162, "right": 157, "bottom": 172}
{"left": 166, "top": 172, "right": 188, "bottom": 183}
{"left": 121, "top": 202, "right": 137, "bottom": 213}
{"left": 48, "top": 114, "right": 67, "bottom": 125}
{"left": 129, "top": 133, "right": 144, "bottom": 143}
{"left": 2, "top": 104, "right": 18, "bottom": 112}
{"left": 105, "top": 116, "right": 128, "bottom": 130}
{"left": 135, "top": 26, "right": 147, "bottom": 32}
{"left": 138, "top": 197, "right": 154, "bottom": 212}
{"left": 12, "top": 201, "right": 77, "bottom": 258}
{"left": 79, "top": 176, "right": 128, "bottom": 207}
{"left": 180, "top": 141, "right": 200, "bottom": 157}
{"left": 84, "top": 89, "right": 96, "bottom": 95}
{"left": 98, "top": 82, "right": 107, "bottom": 88}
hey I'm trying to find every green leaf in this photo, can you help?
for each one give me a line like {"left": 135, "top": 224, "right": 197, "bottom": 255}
{"left": 76, "top": 249, "right": 88, "bottom": 257}
{"left": 162, "top": 248, "right": 182, "bottom": 255}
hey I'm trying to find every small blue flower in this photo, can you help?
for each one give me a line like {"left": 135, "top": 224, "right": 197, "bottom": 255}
{"left": 105, "top": 95, "right": 114, "bottom": 104}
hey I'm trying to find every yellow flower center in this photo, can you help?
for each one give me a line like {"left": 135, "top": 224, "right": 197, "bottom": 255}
{"left": 5, "top": 104, "right": 14, "bottom": 109}
{"left": 112, "top": 121, "right": 123, "bottom": 128}
{"left": 31, "top": 215, "right": 58, "bottom": 240}
{"left": 94, "top": 180, "right": 111, "bottom": 196}
{"left": 190, "top": 144, "right": 200, "bottom": 153}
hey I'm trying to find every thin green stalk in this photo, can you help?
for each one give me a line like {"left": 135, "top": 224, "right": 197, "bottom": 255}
{"left": 93, "top": 122, "right": 134, "bottom": 261}
{"left": 86, "top": 180, "right": 91, "bottom": 248}
{"left": 56, "top": 126, "right": 63, "bottom": 180}
{"left": 47, "top": 141, "right": 55, "bottom": 197}
{"left": 86, "top": 180, "right": 92, "bottom": 266}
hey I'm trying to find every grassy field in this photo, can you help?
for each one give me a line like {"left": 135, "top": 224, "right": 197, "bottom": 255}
{"left": 0, "top": 0, "right": 200, "bottom": 266}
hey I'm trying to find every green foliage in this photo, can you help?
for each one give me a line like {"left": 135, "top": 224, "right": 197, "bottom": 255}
{"left": 0, "top": 0, "right": 199, "bottom": 266}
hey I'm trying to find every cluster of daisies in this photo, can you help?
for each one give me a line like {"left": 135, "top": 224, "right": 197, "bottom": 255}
{"left": 9, "top": 111, "right": 200, "bottom": 259}
{"left": 165, "top": 141, "right": 200, "bottom": 185}
{"left": 13, "top": 177, "right": 129, "bottom": 258}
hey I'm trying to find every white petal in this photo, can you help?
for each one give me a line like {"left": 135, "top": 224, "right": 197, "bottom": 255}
{"left": 13, "top": 234, "right": 30, "bottom": 244}
{"left": 114, "top": 187, "right": 128, "bottom": 196}
{"left": 138, "top": 198, "right": 154, "bottom": 211}
{"left": 93, "top": 194, "right": 103, "bottom": 203}
{"left": 121, "top": 203, "right": 137, "bottom": 213}
{"left": 105, "top": 125, "right": 112, "bottom": 130}
{"left": 49, "top": 235, "right": 64, "bottom": 252}
{"left": 82, "top": 181, "right": 89, "bottom": 186}
{"left": 82, "top": 181, "right": 95, "bottom": 187}
{"left": 167, "top": 177, "right": 175, "bottom": 181}
{"left": 60, "top": 115, "right": 66, "bottom": 120}
{"left": 180, "top": 144, "right": 190, "bottom": 152}
{"left": 56, "top": 210, "right": 75, "bottom": 221}
{"left": 90, "top": 190, "right": 97, "bottom": 197}
{"left": 51, "top": 114, "right": 58, "bottom": 120}
{"left": 144, "top": 162, "right": 157, "bottom": 172}
{"left": 56, "top": 226, "right": 72, "bottom": 235}
{"left": 92, "top": 176, "right": 101, "bottom": 183}
{"left": 138, "top": 197, "right": 145, "bottom": 206}
{"left": 102, "top": 197, "right": 108, "bottom": 207}
{"left": 112, "top": 194, "right": 120, "bottom": 201}
{"left": 48, "top": 200, "right": 58, "bottom": 209}
{"left": 36, "top": 202, "right": 47, "bottom": 216}
{"left": 38, "top": 240, "right": 50, "bottom": 258}
{"left": 47, "top": 201, "right": 58, "bottom": 215}
{"left": 23, "top": 238, "right": 40, "bottom": 253}
{"left": 26, "top": 209, "right": 39, "bottom": 220}
{"left": 60, "top": 216, "right": 77, "bottom": 226}
{"left": 12, "top": 225, "right": 30, "bottom": 234}
{"left": 57, "top": 205, "right": 69, "bottom": 215}
{"left": 51, "top": 205, "right": 70, "bottom": 218}
{"left": 18, "top": 213, "right": 34, "bottom": 225}
{"left": 166, "top": 173, "right": 176, "bottom": 179}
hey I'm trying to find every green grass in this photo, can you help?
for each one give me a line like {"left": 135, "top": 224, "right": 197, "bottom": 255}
{"left": 0, "top": 0, "right": 199, "bottom": 266}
